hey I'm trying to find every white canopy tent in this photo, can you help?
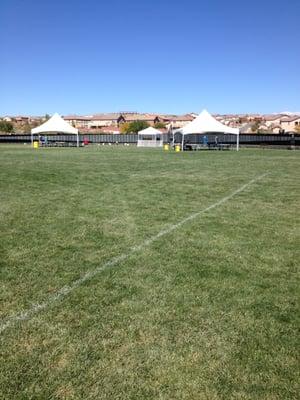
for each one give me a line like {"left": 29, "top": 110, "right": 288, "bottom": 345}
{"left": 137, "top": 126, "right": 163, "bottom": 148}
{"left": 179, "top": 109, "right": 240, "bottom": 151}
{"left": 31, "top": 113, "right": 79, "bottom": 147}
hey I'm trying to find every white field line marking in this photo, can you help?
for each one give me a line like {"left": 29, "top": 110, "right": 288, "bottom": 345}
{"left": 0, "top": 173, "right": 269, "bottom": 334}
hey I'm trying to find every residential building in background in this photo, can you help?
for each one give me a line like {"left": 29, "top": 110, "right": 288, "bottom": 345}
{"left": 263, "top": 114, "right": 284, "bottom": 127}
{"left": 280, "top": 115, "right": 300, "bottom": 132}
{"left": 88, "top": 113, "right": 123, "bottom": 129}
{"left": 159, "top": 114, "right": 194, "bottom": 128}
{"left": 1, "top": 111, "right": 300, "bottom": 134}
{"left": 63, "top": 115, "right": 91, "bottom": 129}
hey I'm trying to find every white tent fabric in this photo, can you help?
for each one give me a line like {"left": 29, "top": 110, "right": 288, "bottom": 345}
{"left": 138, "top": 126, "right": 162, "bottom": 135}
{"left": 181, "top": 109, "right": 239, "bottom": 135}
{"left": 137, "top": 126, "right": 163, "bottom": 147}
{"left": 31, "top": 113, "right": 79, "bottom": 146}
{"left": 179, "top": 109, "right": 239, "bottom": 150}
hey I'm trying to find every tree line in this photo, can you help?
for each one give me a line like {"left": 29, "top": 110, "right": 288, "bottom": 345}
{"left": 120, "top": 121, "right": 166, "bottom": 134}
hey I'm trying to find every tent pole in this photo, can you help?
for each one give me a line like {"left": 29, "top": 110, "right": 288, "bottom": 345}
{"left": 171, "top": 122, "right": 174, "bottom": 148}
{"left": 181, "top": 133, "right": 184, "bottom": 151}
{"left": 31, "top": 132, "right": 33, "bottom": 147}
{"left": 172, "top": 130, "right": 175, "bottom": 148}
{"left": 237, "top": 133, "right": 239, "bottom": 151}
{"left": 77, "top": 133, "right": 79, "bottom": 148}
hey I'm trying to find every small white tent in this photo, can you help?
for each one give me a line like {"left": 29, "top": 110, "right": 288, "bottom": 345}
{"left": 31, "top": 113, "right": 79, "bottom": 147}
{"left": 137, "top": 126, "right": 163, "bottom": 148}
{"left": 179, "top": 109, "right": 240, "bottom": 151}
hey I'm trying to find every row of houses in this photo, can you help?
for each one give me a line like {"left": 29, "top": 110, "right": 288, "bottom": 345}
{"left": 266, "top": 114, "right": 300, "bottom": 132}
{"left": 0, "top": 113, "right": 195, "bottom": 133}
{"left": 1, "top": 115, "right": 42, "bottom": 124}
{"left": 62, "top": 112, "right": 195, "bottom": 131}
{"left": 215, "top": 113, "right": 300, "bottom": 133}
{"left": 50, "top": 112, "right": 300, "bottom": 133}
{"left": 238, "top": 114, "right": 300, "bottom": 133}
{"left": 2, "top": 112, "right": 300, "bottom": 133}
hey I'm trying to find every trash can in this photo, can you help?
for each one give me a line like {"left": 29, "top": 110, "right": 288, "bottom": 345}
{"left": 33, "top": 141, "right": 39, "bottom": 149}
{"left": 163, "top": 144, "right": 170, "bottom": 151}
{"left": 175, "top": 144, "right": 181, "bottom": 152}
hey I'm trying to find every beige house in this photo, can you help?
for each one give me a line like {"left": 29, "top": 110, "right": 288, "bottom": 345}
{"left": 240, "top": 122, "right": 271, "bottom": 134}
{"left": 28, "top": 116, "right": 43, "bottom": 123}
{"left": 263, "top": 114, "right": 285, "bottom": 127}
{"left": 273, "top": 125, "right": 283, "bottom": 134}
{"left": 160, "top": 114, "right": 194, "bottom": 128}
{"left": 64, "top": 115, "right": 91, "bottom": 129}
{"left": 217, "top": 114, "right": 240, "bottom": 126}
{"left": 246, "top": 114, "right": 262, "bottom": 122}
{"left": 121, "top": 113, "right": 161, "bottom": 126}
{"left": 14, "top": 116, "right": 30, "bottom": 123}
{"left": 280, "top": 116, "right": 300, "bottom": 132}
{"left": 88, "top": 113, "right": 123, "bottom": 129}
{"left": 65, "top": 113, "right": 165, "bottom": 129}
{"left": 3, "top": 116, "right": 13, "bottom": 122}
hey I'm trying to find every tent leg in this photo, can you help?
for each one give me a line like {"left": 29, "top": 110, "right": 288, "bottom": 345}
{"left": 172, "top": 128, "right": 174, "bottom": 148}
{"left": 77, "top": 134, "right": 79, "bottom": 148}
{"left": 237, "top": 134, "right": 239, "bottom": 151}
{"left": 181, "top": 134, "right": 184, "bottom": 151}
{"left": 31, "top": 133, "right": 33, "bottom": 147}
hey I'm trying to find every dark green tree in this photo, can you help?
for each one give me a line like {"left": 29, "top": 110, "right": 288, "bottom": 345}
{"left": 0, "top": 121, "right": 14, "bottom": 133}
{"left": 124, "top": 120, "right": 150, "bottom": 133}
{"left": 251, "top": 121, "right": 260, "bottom": 133}
{"left": 154, "top": 122, "right": 166, "bottom": 129}
{"left": 21, "top": 123, "right": 32, "bottom": 133}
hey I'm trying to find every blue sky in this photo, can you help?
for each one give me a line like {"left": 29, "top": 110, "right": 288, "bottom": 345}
{"left": 1, "top": 0, "right": 299, "bottom": 115}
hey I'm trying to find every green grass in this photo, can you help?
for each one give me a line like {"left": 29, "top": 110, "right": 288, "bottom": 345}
{"left": 0, "top": 145, "right": 299, "bottom": 399}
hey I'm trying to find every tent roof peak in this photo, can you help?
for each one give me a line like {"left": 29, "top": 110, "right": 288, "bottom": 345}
{"left": 181, "top": 109, "right": 239, "bottom": 135}
{"left": 31, "top": 113, "right": 78, "bottom": 134}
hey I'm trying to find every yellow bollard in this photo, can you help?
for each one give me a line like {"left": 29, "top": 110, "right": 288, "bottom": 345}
{"left": 33, "top": 141, "right": 39, "bottom": 149}
{"left": 175, "top": 144, "right": 181, "bottom": 152}
{"left": 163, "top": 144, "right": 170, "bottom": 151}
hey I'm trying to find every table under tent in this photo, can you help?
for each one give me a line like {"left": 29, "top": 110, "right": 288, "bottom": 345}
{"left": 137, "top": 126, "right": 163, "bottom": 148}
{"left": 176, "top": 109, "right": 239, "bottom": 151}
{"left": 31, "top": 113, "right": 79, "bottom": 147}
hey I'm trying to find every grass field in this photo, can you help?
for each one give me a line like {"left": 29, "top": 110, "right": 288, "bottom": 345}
{"left": 0, "top": 145, "right": 299, "bottom": 399}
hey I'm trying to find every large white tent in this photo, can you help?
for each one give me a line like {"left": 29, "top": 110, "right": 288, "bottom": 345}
{"left": 31, "top": 113, "right": 79, "bottom": 147}
{"left": 137, "top": 126, "right": 163, "bottom": 147}
{"left": 179, "top": 109, "right": 240, "bottom": 151}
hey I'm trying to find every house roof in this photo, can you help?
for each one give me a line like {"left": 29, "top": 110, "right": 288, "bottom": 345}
{"left": 122, "top": 113, "right": 160, "bottom": 121}
{"left": 64, "top": 115, "right": 91, "bottom": 121}
{"left": 159, "top": 114, "right": 194, "bottom": 122}
{"left": 280, "top": 115, "right": 300, "bottom": 122}
{"left": 263, "top": 114, "right": 284, "bottom": 121}
{"left": 91, "top": 113, "right": 122, "bottom": 121}
{"left": 14, "top": 116, "right": 30, "bottom": 120}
